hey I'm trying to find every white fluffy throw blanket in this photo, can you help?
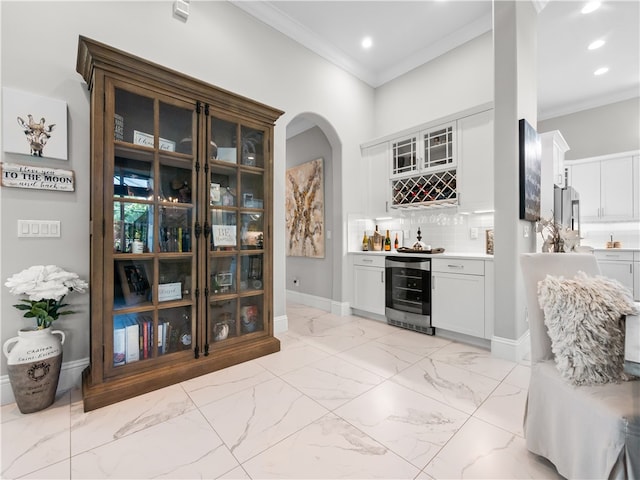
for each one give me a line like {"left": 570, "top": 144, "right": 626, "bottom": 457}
{"left": 538, "top": 271, "right": 639, "bottom": 386}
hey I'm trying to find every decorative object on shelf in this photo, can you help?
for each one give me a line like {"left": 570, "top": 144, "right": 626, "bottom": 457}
{"left": 2, "top": 87, "right": 68, "bottom": 160}
{"left": 213, "top": 321, "right": 229, "bottom": 341}
{"left": 3, "top": 265, "right": 87, "bottom": 413}
{"left": 1, "top": 162, "right": 75, "bottom": 192}
{"left": 536, "top": 215, "right": 580, "bottom": 253}
{"left": 114, "top": 114, "right": 124, "bottom": 141}
{"left": 240, "top": 305, "right": 259, "bottom": 333}
{"left": 518, "top": 118, "right": 541, "bottom": 221}
{"left": 285, "top": 158, "right": 324, "bottom": 258}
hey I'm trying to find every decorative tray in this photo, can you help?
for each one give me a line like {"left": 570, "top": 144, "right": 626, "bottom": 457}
{"left": 396, "top": 247, "right": 445, "bottom": 254}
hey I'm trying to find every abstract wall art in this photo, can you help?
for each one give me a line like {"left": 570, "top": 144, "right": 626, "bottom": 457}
{"left": 285, "top": 158, "right": 324, "bottom": 258}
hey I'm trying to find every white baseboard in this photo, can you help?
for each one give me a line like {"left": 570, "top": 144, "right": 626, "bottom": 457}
{"left": 491, "top": 330, "right": 531, "bottom": 362}
{"left": 1, "top": 357, "right": 89, "bottom": 406}
{"left": 274, "top": 314, "right": 288, "bottom": 334}
{"left": 286, "top": 290, "right": 350, "bottom": 317}
{"left": 286, "top": 289, "right": 331, "bottom": 311}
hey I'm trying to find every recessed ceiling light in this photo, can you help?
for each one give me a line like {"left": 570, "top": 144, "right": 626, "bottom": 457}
{"left": 588, "top": 39, "right": 605, "bottom": 50}
{"left": 361, "top": 36, "right": 373, "bottom": 49}
{"left": 581, "top": 1, "right": 601, "bottom": 14}
{"left": 594, "top": 67, "right": 609, "bottom": 76}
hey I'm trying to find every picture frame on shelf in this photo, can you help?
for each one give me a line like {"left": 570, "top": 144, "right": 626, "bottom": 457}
{"left": 117, "top": 261, "right": 151, "bottom": 306}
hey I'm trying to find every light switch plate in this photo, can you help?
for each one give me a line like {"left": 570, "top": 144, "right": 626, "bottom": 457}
{"left": 18, "top": 220, "right": 61, "bottom": 238}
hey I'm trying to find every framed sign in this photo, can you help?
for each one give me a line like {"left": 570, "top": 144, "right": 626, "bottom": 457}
{"left": 133, "top": 130, "right": 175, "bottom": 152}
{"left": 212, "top": 225, "right": 236, "bottom": 247}
{"left": 1, "top": 162, "right": 74, "bottom": 191}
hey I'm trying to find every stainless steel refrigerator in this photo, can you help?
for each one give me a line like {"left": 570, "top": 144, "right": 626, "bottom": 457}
{"left": 554, "top": 185, "right": 580, "bottom": 233}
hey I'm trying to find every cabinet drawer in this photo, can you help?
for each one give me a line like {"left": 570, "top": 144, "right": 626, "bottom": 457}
{"left": 595, "top": 250, "right": 634, "bottom": 262}
{"left": 432, "top": 258, "right": 484, "bottom": 275}
{"left": 352, "top": 254, "right": 386, "bottom": 268}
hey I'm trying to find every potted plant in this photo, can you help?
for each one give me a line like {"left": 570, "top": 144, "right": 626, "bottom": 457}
{"left": 3, "top": 265, "right": 88, "bottom": 413}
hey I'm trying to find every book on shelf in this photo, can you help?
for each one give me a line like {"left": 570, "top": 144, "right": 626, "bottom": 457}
{"left": 113, "top": 316, "right": 126, "bottom": 366}
{"left": 125, "top": 316, "right": 140, "bottom": 363}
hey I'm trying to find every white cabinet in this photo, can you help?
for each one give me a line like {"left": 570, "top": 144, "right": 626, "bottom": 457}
{"left": 595, "top": 250, "right": 636, "bottom": 300}
{"left": 389, "top": 122, "right": 458, "bottom": 209}
{"left": 457, "top": 109, "right": 494, "bottom": 213}
{"left": 352, "top": 255, "right": 385, "bottom": 315}
{"left": 568, "top": 154, "right": 637, "bottom": 221}
{"left": 390, "top": 122, "right": 456, "bottom": 178}
{"left": 431, "top": 258, "right": 485, "bottom": 338}
{"left": 362, "top": 142, "right": 390, "bottom": 217}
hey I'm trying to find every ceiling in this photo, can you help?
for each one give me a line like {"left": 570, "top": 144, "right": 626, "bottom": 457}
{"left": 232, "top": 0, "right": 639, "bottom": 122}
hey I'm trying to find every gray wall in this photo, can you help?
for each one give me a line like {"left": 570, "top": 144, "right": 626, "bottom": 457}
{"left": 285, "top": 127, "right": 333, "bottom": 299}
{"left": 538, "top": 97, "right": 640, "bottom": 160}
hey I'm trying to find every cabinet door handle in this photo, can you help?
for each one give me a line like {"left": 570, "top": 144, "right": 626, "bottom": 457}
{"left": 432, "top": 277, "right": 436, "bottom": 290}
{"left": 362, "top": 258, "right": 373, "bottom": 263}
{"left": 380, "top": 271, "right": 384, "bottom": 283}
{"left": 447, "top": 264, "right": 464, "bottom": 269}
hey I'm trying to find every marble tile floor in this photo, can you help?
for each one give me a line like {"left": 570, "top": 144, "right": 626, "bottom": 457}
{"left": 1, "top": 303, "right": 563, "bottom": 479}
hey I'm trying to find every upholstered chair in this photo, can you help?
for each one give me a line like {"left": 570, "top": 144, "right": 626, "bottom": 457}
{"left": 520, "top": 253, "right": 639, "bottom": 479}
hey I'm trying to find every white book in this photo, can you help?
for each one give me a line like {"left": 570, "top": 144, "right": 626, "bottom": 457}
{"left": 125, "top": 317, "right": 140, "bottom": 363}
{"left": 157, "top": 323, "right": 164, "bottom": 354}
{"left": 113, "top": 317, "right": 126, "bottom": 366}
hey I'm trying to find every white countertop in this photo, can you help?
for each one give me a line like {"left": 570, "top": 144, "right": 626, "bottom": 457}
{"left": 349, "top": 251, "right": 494, "bottom": 260}
{"left": 593, "top": 248, "right": 640, "bottom": 252}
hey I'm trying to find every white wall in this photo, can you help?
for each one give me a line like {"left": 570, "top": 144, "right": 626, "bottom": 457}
{"left": 538, "top": 97, "right": 640, "bottom": 160}
{"left": 0, "top": 1, "right": 375, "bottom": 378}
{"left": 373, "top": 32, "right": 494, "bottom": 137}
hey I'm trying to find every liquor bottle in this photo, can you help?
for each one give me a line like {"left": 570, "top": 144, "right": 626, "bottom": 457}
{"left": 384, "top": 230, "right": 391, "bottom": 251}
{"left": 394, "top": 233, "right": 399, "bottom": 250}
{"left": 362, "top": 231, "right": 369, "bottom": 251}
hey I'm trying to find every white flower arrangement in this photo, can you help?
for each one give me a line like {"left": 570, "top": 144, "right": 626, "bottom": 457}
{"left": 536, "top": 215, "right": 580, "bottom": 253}
{"left": 5, "top": 265, "right": 88, "bottom": 329}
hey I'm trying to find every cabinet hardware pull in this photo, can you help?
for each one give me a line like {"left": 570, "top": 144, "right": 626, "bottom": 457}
{"left": 447, "top": 264, "right": 464, "bottom": 269}
{"left": 380, "top": 271, "right": 384, "bottom": 283}
{"left": 363, "top": 258, "right": 372, "bottom": 263}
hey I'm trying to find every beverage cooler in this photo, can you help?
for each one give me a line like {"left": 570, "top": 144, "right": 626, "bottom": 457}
{"left": 385, "top": 256, "right": 434, "bottom": 335}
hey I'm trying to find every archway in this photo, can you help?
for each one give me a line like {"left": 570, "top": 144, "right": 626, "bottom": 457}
{"left": 284, "top": 112, "right": 343, "bottom": 313}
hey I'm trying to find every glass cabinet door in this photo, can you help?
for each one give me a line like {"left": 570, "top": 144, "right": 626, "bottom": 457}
{"left": 108, "top": 81, "right": 196, "bottom": 374}
{"left": 207, "top": 115, "right": 267, "bottom": 347}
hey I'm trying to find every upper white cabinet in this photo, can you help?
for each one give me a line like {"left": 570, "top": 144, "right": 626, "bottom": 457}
{"left": 568, "top": 154, "right": 638, "bottom": 222}
{"left": 390, "top": 122, "right": 456, "bottom": 178}
{"left": 360, "top": 104, "right": 494, "bottom": 211}
{"left": 389, "top": 122, "right": 458, "bottom": 209}
{"left": 456, "top": 109, "right": 494, "bottom": 213}
{"left": 362, "top": 142, "right": 390, "bottom": 216}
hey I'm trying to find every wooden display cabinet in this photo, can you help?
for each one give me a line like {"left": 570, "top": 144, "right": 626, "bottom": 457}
{"left": 76, "top": 36, "right": 283, "bottom": 411}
